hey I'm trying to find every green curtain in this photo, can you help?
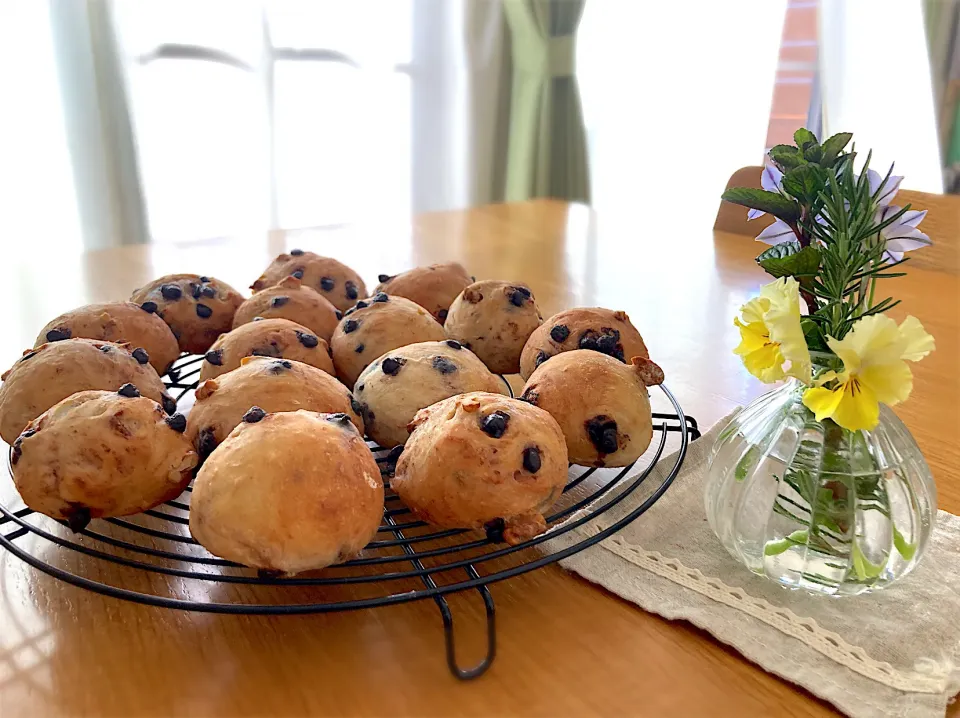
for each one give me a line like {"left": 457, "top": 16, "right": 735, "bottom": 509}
{"left": 501, "top": 0, "right": 590, "bottom": 203}
{"left": 923, "top": 0, "right": 960, "bottom": 185}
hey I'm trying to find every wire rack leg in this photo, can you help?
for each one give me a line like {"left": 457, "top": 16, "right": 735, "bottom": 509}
{"left": 384, "top": 513, "right": 497, "bottom": 680}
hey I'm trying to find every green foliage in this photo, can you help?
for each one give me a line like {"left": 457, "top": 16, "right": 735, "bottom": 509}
{"left": 721, "top": 187, "right": 800, "bottom": 223}
{"left": 722, "top": 128, "right": 910, "bottom": 341}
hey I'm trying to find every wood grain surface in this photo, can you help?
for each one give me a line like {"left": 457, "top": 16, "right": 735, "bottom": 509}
{"left": 0, "top": 199, "right": 957, "bottom": 717}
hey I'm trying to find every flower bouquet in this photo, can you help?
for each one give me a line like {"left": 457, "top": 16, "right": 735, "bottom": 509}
{"left": 704, "top": 129, "right": 938, "bottom": 596}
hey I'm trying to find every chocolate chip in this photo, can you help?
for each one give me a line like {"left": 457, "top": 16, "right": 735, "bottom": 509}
{"left": 296, "top": 331, "right": 319, "bottom": 348}
{"left": 327, "top": 412, "right": 351, "bottom": 426}
{"left": 354, "top": 300, "right": 369, "bottom": 310}
{"left": 480, "top": 410, "right": 510, "bottom": 438}
{"left": 268, "top": 359, "right": 293, "bottom": 374}
{"left": 160, "top": 284, "right": 182, "bottom": 300}
{"left": 378, "top": 273, "right": 393, "bottom": 283}
{"left": 578, "top": 330, "right": 598, "bottom": 351}
{"left": 381, "top": 357, "right": 404, "bottom": 376}
{"left": 132, "top": 348, "right": 150, "bottom": 365}
{"left": 165, "top": 413, "right": 187, "bottom": 433}
{"left": 432, "top": 356, "right": 457, "bottom": 374}
{"left": 198, "top": 428, "right": 217, "bottom": 458}
{"left": 166, "top": 368, "right": 181, "bottom": 383}
{"left": 522, "top": 446, "right": 541, "bottom": 473}
{"left": 343, "top": 319, "right": 360, "bottom": 334}
{"left": 140, "top": 301, "right": 158, "bottom": 314}
{"left": 66, "top": 506, "right": 91, "bottom": 533}
{"left": 445, "top": 339, "right": 462, "bottom": 350}
{"left": 372, "top": 292, "right": 389, "bottom": 303}
{"left": 200, "top": 285, "right": 216, "bottom": 298}
{"left": 242, "top": 406, "right": 266, "bottom": 423}
{"left": 355, "top": 344, "right": 365, "bottom": 354}
{"left": 535, "top": 350, "right": 550, "bottom": 367}
{"left": 271, "top": 296, "right": 289, "bottom": 308}
{"left": 320, "top": 277, "right": 335, "bottom": 291}
{"left": 519, "top": 388, "right": 539, "bottom": 405}
{"left": 485, "top": 517, "right": 505, "bottom": 543}
{"left": 292, "top": 269, "right": 304, "bottom": 280}
{"left": 100, "top": 345, "right": 111, "bottom": 353}
{"left": 345, "top": 281, "right": 358, "bottom": 299}
{"left": 199, "top": 276, "right": 211, "bottom": 283}
{"left": 117, "top": 383, "right": 140, "bottom": 398}
{"left": 596, "top": 333, "right": 620, "bottom": 356}
{"left": 438, "top": 309, "right": 448, "bottom": 321}
{"left": 509, "top": 290, "right": 527, "bottom": 307}
{"left": 190, "top": 283, "right": 203, "bottom": 299}
{"left": 550, "top": 325, "right": 569, "bottom": 343}
{"left": 205, "top": 349, "right": 223, "bottom": 365}
{"left": 10, "top": 447, "right": 20, "bottom": 465}
{"left": 586, "top": 416, "right": 619, "bottom": 455}
{"left": 515, "top": 286, "right": 531, "bottom": 298}
{"left": 290, "top": 249, "right": 304, "bottom": 256}
{"left": 357, "top": 383, "right": 364, "bottom": 392}
{"left": 350, "top": 397, "right": 364, "bottom": 416}
{"left": 196, "top": 304, "right": 213, "bottom": 318}
{"left": 161, "top": 394, "right": 177, "bottom": 415}
{"left": 46, "top": 328, "right": 71, "bottom": 342}
{"left": 335, "top": 310, "right": 342, "bottom": 320}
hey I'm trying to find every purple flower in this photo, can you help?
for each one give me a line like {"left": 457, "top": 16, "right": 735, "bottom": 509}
{"left": 748, "top": 163, "right": 785, "bottom": 220}
{"left": 876, "top": 205, "right": 932, "bottom": 262}
{"left": 864, "top": 166, "right": 903, "bottom": 208}
{"left": 755, "top": 218, "right": 796, "bottom": 245}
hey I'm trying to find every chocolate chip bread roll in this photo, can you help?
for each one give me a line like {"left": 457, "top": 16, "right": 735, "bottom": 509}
{"left": 131, "top": 274, "right": 244, "bottom": 354}
{"left": 374, "top": 262, "right": 473, "bottom": 322}
{"left": 11, "top": 387, "right": 196, "bottom": 528}
{"left": 251, "top": 250, "right": 366, "bottom": 313}
{"left": 232, "top": 275, "right": 341, "bottom": 342}
{"left": 35, "top": 301, "right": 180, "bottom": 374}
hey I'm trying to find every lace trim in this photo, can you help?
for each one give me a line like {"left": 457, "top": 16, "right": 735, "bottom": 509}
{"left": 576, "top": 521, "right": 951, "bottom": 695}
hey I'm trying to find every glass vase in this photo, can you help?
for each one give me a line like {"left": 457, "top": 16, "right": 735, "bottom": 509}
{"left": 704, "top": 379, "right": 937, "bottom": 596}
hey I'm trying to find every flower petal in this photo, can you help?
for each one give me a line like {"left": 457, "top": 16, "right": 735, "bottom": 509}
{"left": 859, "top": 361, "right": 913, "bottom": 406}
{"left": 830, "top": 378, "right": 880, "bottom": 431}
{"left": 761, "top": 163, "right": 784, "bottom": 193}
{"left": 899, "top": 209, "right": 927, "bottom": 229}
{"left": 897, "top": 316, "right": 936, "bottom": 362}
{"left": 755, "top": 219, "right": 795, "bottom": 245}
{"left": 866, "top": 166, "right": 903, "bottom": 207}
{"left": 803, "top": 386, "right": 845, "bottom": 422}
{"left": 747, "top": 208, "right": 765, "bottom": 220}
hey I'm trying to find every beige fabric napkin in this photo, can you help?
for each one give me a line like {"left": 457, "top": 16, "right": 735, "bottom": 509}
{"left": 544, "top": 412, "right": 960, "bottom": 718}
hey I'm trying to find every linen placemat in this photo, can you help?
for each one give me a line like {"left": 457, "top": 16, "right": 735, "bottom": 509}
{"left": 544, "top": 412, "right": 960, "bottom": 718}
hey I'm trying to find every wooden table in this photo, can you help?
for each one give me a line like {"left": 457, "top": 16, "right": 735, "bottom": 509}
{"left": 1, "top": 199, "right": 957, "bottom": 717}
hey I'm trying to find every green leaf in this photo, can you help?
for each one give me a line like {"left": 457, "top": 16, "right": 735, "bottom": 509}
{"left": 803, "top": 143, "right": 823, "bottom": 163}
{"left": 801, "top": 317, "right": 829, "bottom": 352}
{"left": 820, "top": 132, "right": 853, "bottom": 166}
{"left": 893, "top": 526, "right": 917, "bottom": 561}
{"left": 794, "top": 127, "right": 818, "bottom": 148}
{"left": 782, "top": 164, "right": 827, "bottom": 204}
{"left": 722, "top": 187, "right": 801, "bottom": 223}
{"left": 769, "top": 144, "right": 806, "bottom": 171}
{"left": 851, "top": 541, "right": 884, "bottom": 580}
{"left": 764, "top": 529, "right": 809, "bottom": 556}
{"left": 756, "top": 241, "right": 821, "bottom": 280}
{"left": 734, "top": 446, "right": 761, "bottom": 481}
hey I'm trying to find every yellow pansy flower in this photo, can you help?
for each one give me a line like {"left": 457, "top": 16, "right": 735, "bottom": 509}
{"left": 802, "top": 315, "right": 935, "bottom": 431}
{"left": 734, "top": 277, "right": 812, "bottom": 384}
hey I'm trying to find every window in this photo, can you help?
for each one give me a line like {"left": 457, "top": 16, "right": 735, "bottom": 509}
{"left": 113, "top": 0, "right": 413, "bottom": 242}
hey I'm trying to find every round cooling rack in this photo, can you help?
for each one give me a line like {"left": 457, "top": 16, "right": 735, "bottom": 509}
{"left": 0, "top": 353, "right": 701, "bottom": 679}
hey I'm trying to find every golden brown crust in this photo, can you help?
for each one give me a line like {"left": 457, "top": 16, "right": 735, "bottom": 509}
{"left": 374, "top": 262, "right": 472, "bottom": 322}
{"left": 35, "top": 301, "right": 180, "bottom": 374}
{"left": 330, "top": 295, "right": 445, "bottom": 387}
{"left": 250, "top": 251, "right": 366, "bottom": 312}
{"left": 11, "top": 390, "right": 197, "bottom": 521}
{"left": 353, "top": 340, "right": 507, "bottom": 449}
{"left": 520, "top": 350, "right": 662, "bottom": 467}
{"left": 519, "top": 307, "right": 649, "bottom": 380}
{"left": 130, "top": 274, "right": 244, "bottom": 354}
{"left": 443, "top": 280, "right": 543, "bottom": 375}
{"left": 232, "top": 276, "right": 341, "bottom": 342}
{"left": 198, "top": 318, "right": 334, "bottom": 381}
{"left": 189, "top": 410, "right": 384, "bottom": 573}
{"left": 187, "top": 356, "right": 363, "bottom": 458}
{"left": 392, "top": 392, "right": 567, "bottom": 544}
{"left": 0, "top": 339, "right": 171, "bottom": 445}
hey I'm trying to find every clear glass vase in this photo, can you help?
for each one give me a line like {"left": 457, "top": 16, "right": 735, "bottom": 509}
{"left": 704, "top": 379, "right": 937, "bottom": 596}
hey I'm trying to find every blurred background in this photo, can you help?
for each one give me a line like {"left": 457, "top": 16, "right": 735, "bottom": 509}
{"left": 0, "top": 0, "right": 951, "bottom": 253}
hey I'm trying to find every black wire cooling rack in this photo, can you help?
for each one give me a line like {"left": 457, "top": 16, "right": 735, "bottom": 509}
{"left": 0, "top": 353, "right": 700, "bottom": 679}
